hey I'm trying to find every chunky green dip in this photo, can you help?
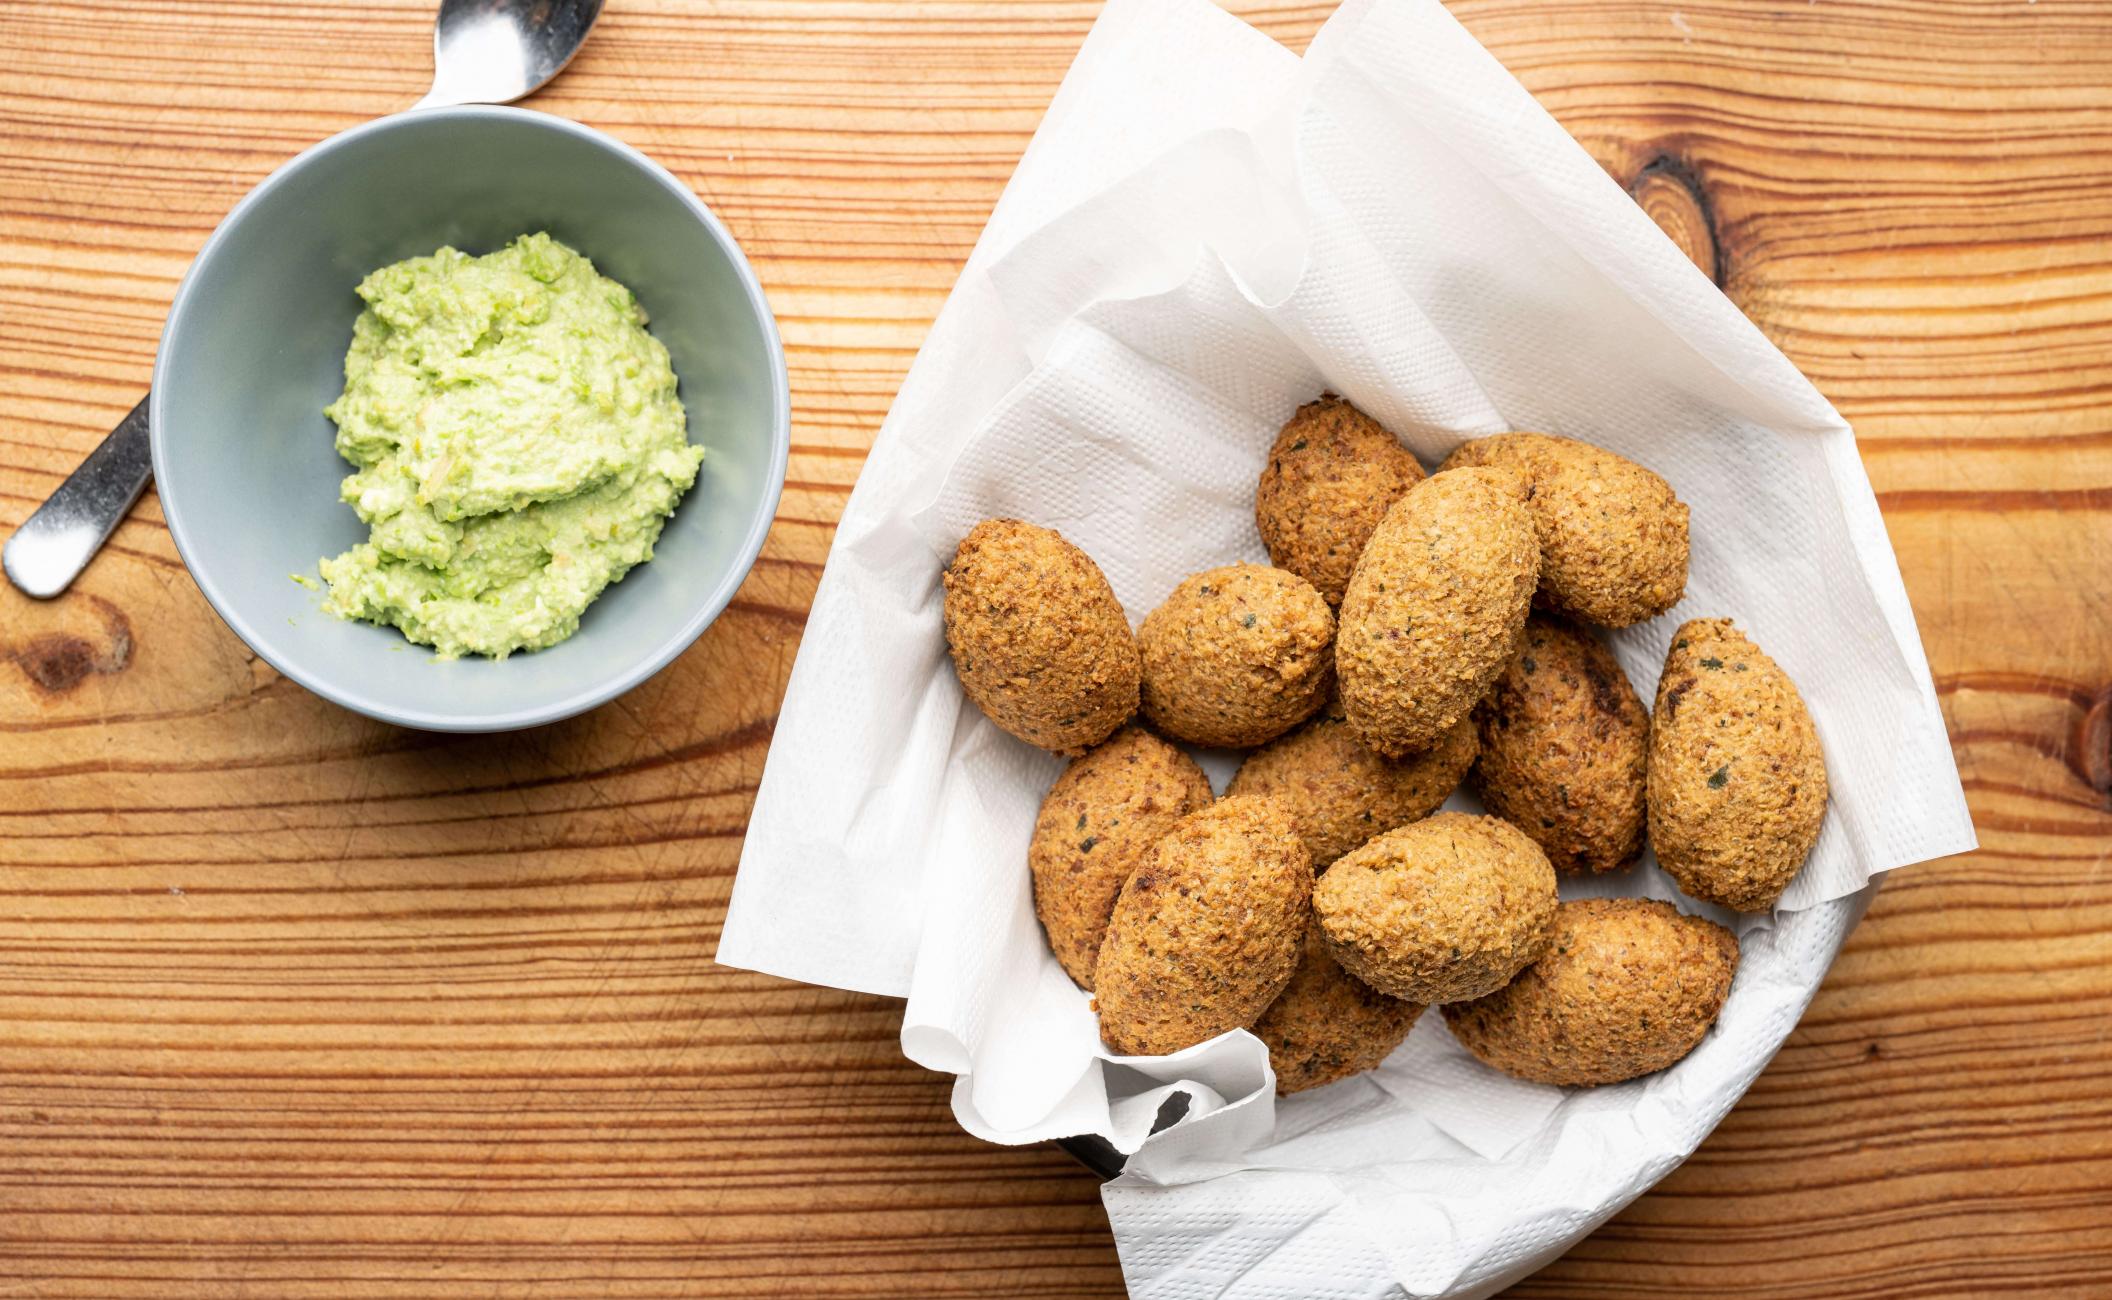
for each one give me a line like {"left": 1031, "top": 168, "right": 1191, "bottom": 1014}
{"left": 317, "top": 232, "right": 702, "bottom": 659}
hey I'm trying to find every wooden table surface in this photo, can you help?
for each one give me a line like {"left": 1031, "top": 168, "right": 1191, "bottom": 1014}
{"left": 3, "top": 1, "right": 2108, "bottom": 1295}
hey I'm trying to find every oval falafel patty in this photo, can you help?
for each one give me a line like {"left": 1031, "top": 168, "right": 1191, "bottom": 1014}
{"left": 1255, "top": 395, "right": 1426, "bottom": 607}
{"left": 1647, "top": 617, "right": 1828, "bottom": 911}
{"left": 1336, "top": 467, "right": 1540, "bottom": 758}
{"left": 1252, "top": 922, "right": 1424, "bottom": 1094}
{"left": 942, "top": 519, "right": 1141, "bottom": 756}
{"left": 1093, "top": 796, "right": 1313, "bottom": 1057}
{"left": 1313, "top": 812, "right": 1557, "bottom": 1005}
{"left": 1137, "top": 564, "right": 1334, "bottom": 749}
{"left": 1441, "top": 432, "right": 1688, "bottom": 628}
{"left": 1028, "top": 727, "right": 1215, "bottom": 991}
{"left": 1473, "top": 615, "right": 1649, "bottom": 874}
{"left": 1229, "top": 702, "right": 1476, "bottom": 871}
{"left": 1442, "top": 898, "right": 1738, "bottom": 1086}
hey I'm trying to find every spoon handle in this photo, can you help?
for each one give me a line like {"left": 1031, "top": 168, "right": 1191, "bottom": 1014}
{"left": 3, "top": 396, "right": 153, "bottom": 599}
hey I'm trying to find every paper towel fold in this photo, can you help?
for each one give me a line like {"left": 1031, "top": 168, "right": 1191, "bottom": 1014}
{"left": 720, "top": 0, "right": 1974, "bottom": 1294}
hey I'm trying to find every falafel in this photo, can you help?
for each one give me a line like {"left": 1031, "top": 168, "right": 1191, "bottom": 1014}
{"left": 1647, "top": 618, "right": 1828, "bottom": 911}
{"left": 1094, "top": 795, "right": 1313, "bottom": 1056}
{"left": 1137, "top": 564, "right": 1334, "bottom": 749}
{"left": 1255, "top": 396, "right": 1426, "bottom": 606}
{"left": 1313, "top": 812, "right": 1557, "bottom": 1004}
{"left": 942, "top": 519, "right": 1140, "bottom": 756}
{"left": 1441, "top": 898, "right": 1738, "bottom": 1086}
{"left": 1336, "top": 467, "right": 1539, "bottom": 758}
{"left": 1252, "top": 922, "right": 1424, "bottom": 1094}
{"left": 1441, "top": 433, "right": 1688, "bottom": 628}
{"left": 1473, "top": 616, "right": 1648, "bottom": 873}
{"left": 1030, "top": 727, "right": 1215, "bottom": 990}
{"left": 1228, "top": 702, "right": 1476, "bottom": 870}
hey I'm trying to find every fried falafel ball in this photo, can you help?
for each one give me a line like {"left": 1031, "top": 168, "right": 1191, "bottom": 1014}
{"left": 1029, "top": 726, "right": 1215, "bottom": 990}
{"left": 1255, "top": 396, "right": 1427, "bottom": 607}
{"left": 1336, "top": 467, "right": 1539, "bottom": 758}
{"left": 1228, "top": 701, "right": 1476, "bottom": 871}
{"left": 1137, "top": 564, "right": 1334, "bottom": 749}
{"left": 1647, "top": 618, "right": 1828, "bottom": 911}
{"left": 1441, "top": 898, "right": 1738, "bottom": 1086}
{"left": 1094, "top": 795, "right": 1313, "bottom": 1056}
{"left": 1252, "top": 922, "right": 1424, "bottom": 1094}
{"left": 1473, "top": 615, "right": 1648, "bottom": 874}
{"left": 942, "top": 519, "right": 1140, "bottom": 756}
{"left": 1313, "top": 812, "right": 1557, "bottom": 1005}
{"left": 1440, "top": 433, "right": 1688, "bottom": 628}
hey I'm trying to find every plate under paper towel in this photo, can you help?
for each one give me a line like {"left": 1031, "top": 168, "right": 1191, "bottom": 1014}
{"left": 718, "top": 1, "right": 1976, "bottom": 1295}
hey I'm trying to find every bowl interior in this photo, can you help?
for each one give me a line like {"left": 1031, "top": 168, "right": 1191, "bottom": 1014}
{"left": 154, "top": 108, "right": 785, "bottom": 730}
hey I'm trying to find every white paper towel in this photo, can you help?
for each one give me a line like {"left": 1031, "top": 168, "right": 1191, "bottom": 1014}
{"left": 719, "top": 1, "right": 1976, "bottom": 1294}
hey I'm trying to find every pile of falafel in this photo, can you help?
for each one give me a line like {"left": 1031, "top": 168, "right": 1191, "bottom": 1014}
{"left": 941, "top": 396, "right": 1828, "bottom": 1094}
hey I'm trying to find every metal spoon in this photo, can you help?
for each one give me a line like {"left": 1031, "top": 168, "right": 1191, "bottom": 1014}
{"left": 2, "top": 0, "right": 605, "bottom": 600}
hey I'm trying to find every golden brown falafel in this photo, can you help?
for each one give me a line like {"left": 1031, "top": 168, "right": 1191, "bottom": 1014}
{"left": 1647, "top": 618, "right": 1828, "bottom": 911}
{"left": 1336, "top": 467, "right": 1539, "bottom": 758}
{"left": 1255, "top": 396, "right": 1427, "bottom": 607}
{"left": 1440, "top": 433, "right": 1688, "bottom": 628}
{"left": 1030, "top": 727, "right": 1215, "bottom": 990}
{"left": 1137, "top": 564, "right": 1334, "bottom": 749}
{"left": 1228, "top": 701, "right": 1476, "bottom": 871}
{"left": 943, "top": 519, "right": 1140, "bottom": 756}
{"left": 1252, "top": 922, "right": 1424, "bottom": 1094}
{"left": 1473, "top": 616, "right": 1648, "bottom": 874}
{"left": 1093, "top": 795, "right": 1312, "bottom": 1056}
{"left": 1441, "top": 898, "right": 1738, "bottom": 1086}
{"left": 1313, "top": 812, "right": 1557, "bottom": 1004}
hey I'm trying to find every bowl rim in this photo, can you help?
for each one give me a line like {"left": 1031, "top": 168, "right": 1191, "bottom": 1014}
{"left": 151, "top": 104, "right": 791, "bottom": 733}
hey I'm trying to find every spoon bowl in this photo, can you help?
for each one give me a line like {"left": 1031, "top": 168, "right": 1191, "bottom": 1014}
{"left": 418, "top": 0, "right": 605, "bottom": 109}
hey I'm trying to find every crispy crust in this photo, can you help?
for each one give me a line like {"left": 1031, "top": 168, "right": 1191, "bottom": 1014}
{"left": 1441, "top": 898, "right": 1738, "bottom": 1086}
{"left": 1440, "top": 433, "right": 1688, "bottom": 628}
{"left": 1646, "top": 618, "right": 1828, "bottom": 911}
{"left": 1255, "top": 396, "right": 1427, "bottom": 607}
{"left": 1137, "top": 564, "right": 1334, "bottom": 749}
{"left": 1228, "top": 702, "right": 1476, "bottom": 870}
{"left": 1336, "top": 467, "right": 1539, "bottom": 758}
{"left": 1252, "top": 923, "right": 1424, "bottom": 1094}
{"left": 1029, "top": 727, "right": 1215, "bottom": 990}
{"left": 1312, "top": 812, "right": 1557, "bottom": 1004}
{"left": 942, "top": 519, "right": 1140, "bottom": 756}
{"left": 1093, "top": 796, "right": 1313, "bottom": 1056}
{"left": 1473, "top": 616, "right": 1648, "bottom": 873}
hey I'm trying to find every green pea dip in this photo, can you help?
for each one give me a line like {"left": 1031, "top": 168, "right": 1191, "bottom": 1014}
{"left": 317, "top": 232, "right": 703, "bottom": 659}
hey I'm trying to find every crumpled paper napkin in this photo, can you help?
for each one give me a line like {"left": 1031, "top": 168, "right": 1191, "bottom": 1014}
{"left": 718, "top": 0, "right": 1976, "bottom": 1295}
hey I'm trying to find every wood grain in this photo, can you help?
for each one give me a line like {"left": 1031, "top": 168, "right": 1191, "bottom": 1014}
{"left": 1, "top": 1, "right": 2107, "bottom": 1296}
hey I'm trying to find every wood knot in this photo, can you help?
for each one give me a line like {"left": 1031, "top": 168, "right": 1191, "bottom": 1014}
{"left": 4, "top": 594, "right": 133, "bottom": 695}
{"left": 1628, "top": 154, "right": 1723, "bottom": 286}
{"left": 2072, "top": 686, "right": 2112, "bottom": 799}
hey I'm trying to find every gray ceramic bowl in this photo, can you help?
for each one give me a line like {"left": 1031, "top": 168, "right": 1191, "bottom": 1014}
{"left": 153, "top": 106, "right": 788, "bottom": 732}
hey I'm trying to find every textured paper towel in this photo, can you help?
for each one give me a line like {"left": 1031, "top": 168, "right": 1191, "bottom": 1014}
{"left": 719, "top": 0, "right": 1975, "bottom": 1294}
